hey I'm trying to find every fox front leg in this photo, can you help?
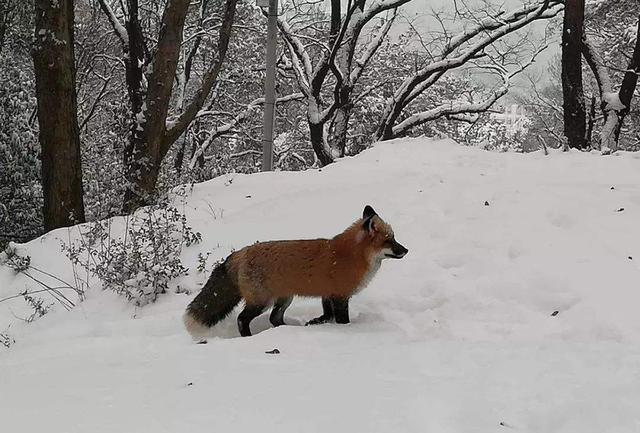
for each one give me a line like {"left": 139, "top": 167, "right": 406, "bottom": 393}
{"left": 306, "top": 297, "right": 335, "bottom": 325}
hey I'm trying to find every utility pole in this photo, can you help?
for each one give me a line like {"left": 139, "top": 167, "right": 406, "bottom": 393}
{"left": 261, "top": 0, "right": 278, "bottom": 171}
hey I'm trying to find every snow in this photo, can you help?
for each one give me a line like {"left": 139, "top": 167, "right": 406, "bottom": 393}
{"left": 603, "top": 91, "right": 626, "bottom": 111}
{"left": 3, "top": 138, "right": 640, "bottom": 432}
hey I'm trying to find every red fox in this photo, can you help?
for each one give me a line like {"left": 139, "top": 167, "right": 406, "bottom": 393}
{"left": 183, "top": 205, "right": 407, "bottom": 339}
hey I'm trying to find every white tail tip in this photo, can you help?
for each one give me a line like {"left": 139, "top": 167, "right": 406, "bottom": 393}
{"left": 183, "top": 310, "right": 211, "bottom": 342}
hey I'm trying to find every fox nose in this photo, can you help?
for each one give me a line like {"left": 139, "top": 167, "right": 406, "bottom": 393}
{"left": 392, "top": 242, "right": 408, "bottom": 258}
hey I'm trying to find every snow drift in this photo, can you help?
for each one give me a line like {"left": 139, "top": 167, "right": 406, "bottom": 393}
{"left": 2, "top": 138, "right": 640, "bottom": 433}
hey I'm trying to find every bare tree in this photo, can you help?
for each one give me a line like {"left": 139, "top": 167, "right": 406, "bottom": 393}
{"left": 97, "top": 0, "right": 238, "bottom": 212}
{"left": 277, "top": 0, "right": 410, "bottom": 165}
{"left": 32, "top": 0, "right": 86, "bottom": 230}
{"left": 376, "top": 0, "right": 562, "bottom": 141}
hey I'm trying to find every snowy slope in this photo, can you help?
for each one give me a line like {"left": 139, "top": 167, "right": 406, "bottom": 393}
{"left": 2, "top": 138, "right": 640, "bottom": 433}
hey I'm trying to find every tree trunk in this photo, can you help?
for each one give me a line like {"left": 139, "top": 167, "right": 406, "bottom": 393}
{"left": 309, "top": 122, "right": 334, "bottom": 166}
{"left": 123, "top": 0, "right": 146, "bottom": 195}
{"left": 32, "top": 0, "right": 85, "bottom": 231}
{"left": 377, "top": 97, "right": 406, "bottom": 141}
{"left": 0, "top": 1, "right": 7, "bottom": 51}
{"left": 330, "top": 106, "right": 350, "bottom": 157}
{"left": 561, "top": 0, "right": 587, "bottom": 150}
{"left": 327, "top": 2, "right": 362, "bottom": 158}
{"left": 122, "top": 131, "right": 162, "bottom": 212}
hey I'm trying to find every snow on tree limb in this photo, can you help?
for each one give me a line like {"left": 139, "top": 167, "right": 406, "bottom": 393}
{"left": 350, "top": 9, "right": 397, "bottom": 85}
{"left": 282, "top": 39, "right": 311, "bottom": 96}
{"left": 276, "top": 16, "right": 313, "bottom": 87}
{"left": 96, "top": 0, "right": 128, "bottom": 46}
{"left": 362, "top": 0, "right": 413, "bottom": 22}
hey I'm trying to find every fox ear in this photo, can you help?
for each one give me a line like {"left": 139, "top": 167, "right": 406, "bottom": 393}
{"left": 362, "top": 205, "right": 377, "bottom": 233}
{"left": 363, "top": 216, "right": 376, "bottom": 234}
{"left": 363, "top": 205, "right": 377, "bottom": 220}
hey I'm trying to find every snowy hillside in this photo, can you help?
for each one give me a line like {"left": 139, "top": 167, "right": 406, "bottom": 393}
{"left": 2, "top": 138, "right": 640, "bottom": 433}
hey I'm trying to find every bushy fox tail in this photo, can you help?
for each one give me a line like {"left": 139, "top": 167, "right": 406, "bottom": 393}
{"left": 183, "top": 258, "right": 242, "bottom": 341}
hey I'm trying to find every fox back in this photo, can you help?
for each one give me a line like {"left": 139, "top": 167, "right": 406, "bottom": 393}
{"left": 227, "top": 205, "right": 408, "bottom": 304}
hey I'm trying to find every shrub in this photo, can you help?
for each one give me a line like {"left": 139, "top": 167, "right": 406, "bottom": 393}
{"left": 63, "top": 202, "right": 201, "bottom": 306}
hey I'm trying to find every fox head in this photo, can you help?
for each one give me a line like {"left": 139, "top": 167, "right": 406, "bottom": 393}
{"left": 361, "top": 205, "right": 408, "bottom": 260}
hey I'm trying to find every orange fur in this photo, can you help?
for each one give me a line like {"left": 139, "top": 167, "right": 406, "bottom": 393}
{"left": 227, "top": 215, "right": 394, "bottom": 305}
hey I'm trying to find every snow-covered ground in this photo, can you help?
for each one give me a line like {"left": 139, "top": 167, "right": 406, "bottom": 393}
{"left": 2, "top": 138, "right": 640, "bottom": 433}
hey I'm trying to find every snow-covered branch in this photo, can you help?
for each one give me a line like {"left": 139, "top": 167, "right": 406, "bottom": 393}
{"left": 96, "top": 0, "right": 128, "bottom": 46}
{"left": 362, "top": 0, "right": 413, "bottom": 22}
{"left": 282, "top": 39, "right": 311, "bottom": 95}
{"left": 276, "top": 16, "right": 313, "bottom": 87}
{"left": 350, "top": 9, "right": 397, "bottom": 84}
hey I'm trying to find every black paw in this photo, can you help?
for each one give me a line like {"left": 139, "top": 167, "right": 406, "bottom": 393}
{"left": 306, "top": 315, "right": 333, "bottom": 326}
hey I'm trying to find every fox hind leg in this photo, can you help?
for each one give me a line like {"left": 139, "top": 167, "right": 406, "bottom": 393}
{"left": 306, "top": 297, "right": 335, "bottom": 326}
{"left": 269, "top": 296, "right": 293, "bottom": 327}
{"left": 237, "top": 303, "right": 266, "bottom": 337}
{"left": 332, "top": 297, "right": 350, "bottom": 324}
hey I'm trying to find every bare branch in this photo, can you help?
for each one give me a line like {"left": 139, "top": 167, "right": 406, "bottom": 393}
{"left": 351, "top": 9, "right": 397, "bottom": 83}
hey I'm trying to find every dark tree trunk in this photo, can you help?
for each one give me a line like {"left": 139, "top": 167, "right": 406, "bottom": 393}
{"left": 123, "top": 0, "right": 147, "bottom": 195}
{"left": 327, "top": 1, "right": 364, "bottom": 157}
{"left": 330, "top": 106, "right": 350, "bottom": 157}
{"left": 378, "top": 92, "right": 409, "bottom": 141}
{"left": 0, "top": 1, "right": 7, "bottom": 51}
{"left": 309, "top": 122, "right": 333, "bottom": 166}
{"left": 32, "top": 0, "right": 85, "bottom": 231}
{"left": 561, "top": 0, "right": 587, "bottom": 150}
